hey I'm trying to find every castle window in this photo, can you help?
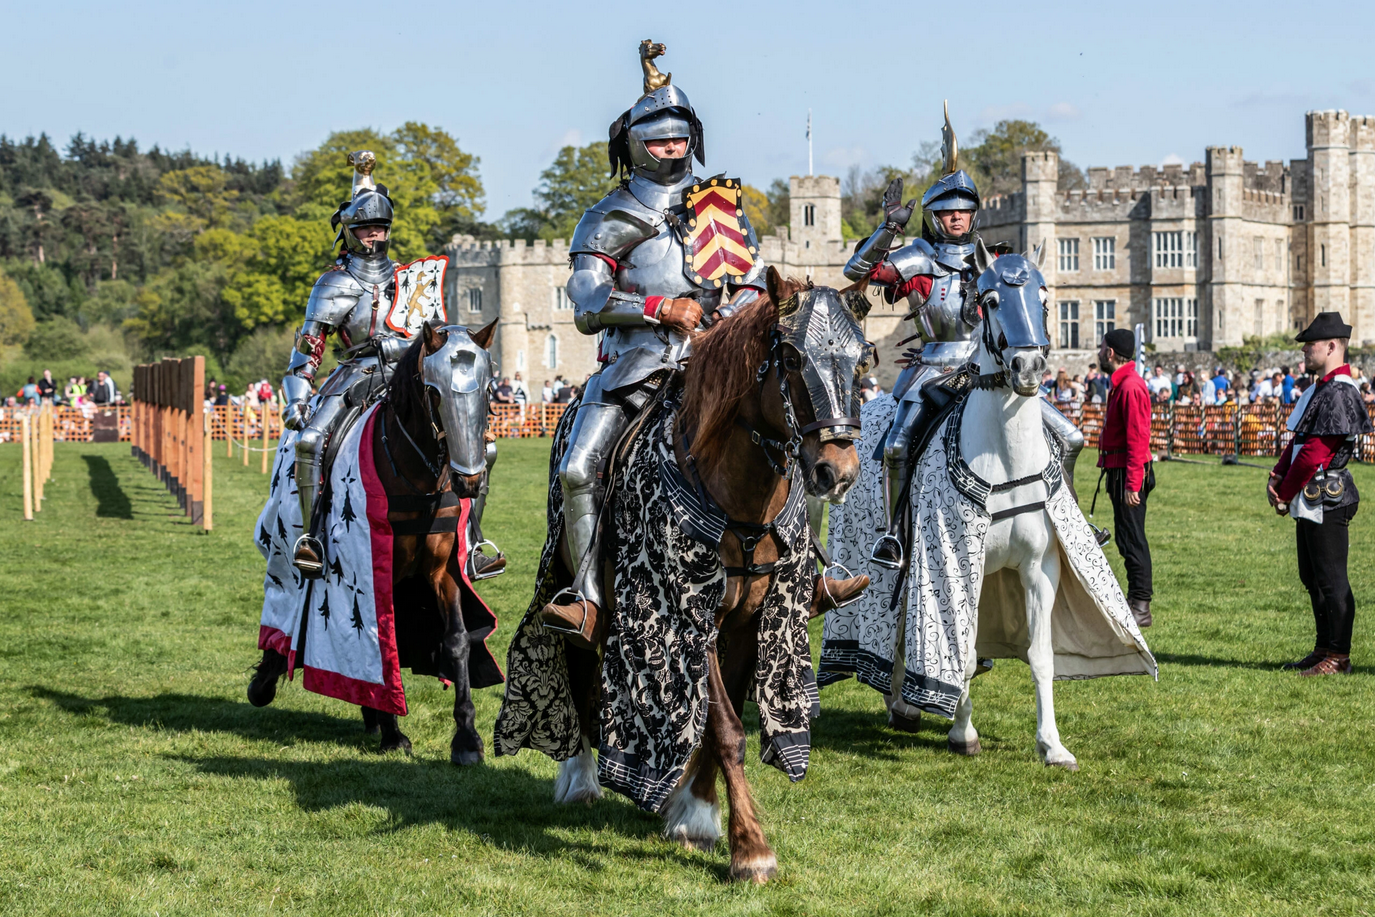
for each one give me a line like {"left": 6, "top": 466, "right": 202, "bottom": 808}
{"left": 1092, "top": 238, "right": 1115, "bottom": 271}
{"left": 1058, "top": 301, "right": 1080, "bottom": 349}
{"left": 804, "top": 204, "right": 816, "bottom": 227}
{"left": 1057, "top": 238, "right": 1079, "bottom": 272}
{"left": 1293, "top": 204, "right": 1305, "bottom": 221}
{"left": 544, "top": 334, "right": 558, "bottom": 369}
{"left": 467, "top": 287, "right": 482, "bottom": 313}
{"left": 1218, "top": 233, "right": 1224, "bottom": 261}
{"left": 1187, "top": 299, "right": 1198, "bottom": 338}
{"left": 1154, "top": 297, "right": 1185, "bottom": 339}
{"left": 1297, "top": 254, "right": 1304, "bottom": 272}
{"left": 1254, "top": 237, "right": 1264, "bottom": 271}
{"left": 1186, "top": 231, "right": 1198, "bottom": 268}
{"left": 1094, "top": 300, "right": 1116, "bottom": 341}
{"left": 1275, "top": 240, "right": 1285, "bottom": 274}
{"left": 553, "top": 285, "right": 571, "bottom": 311}
{"left": 1321, "top": 244, "right": 1327, "bottom": 267}
{"left": 1254, "top": 299, "right": 1264, "bottom": 337}
{"left": 1154, "top": 231, "right": 1184, "bottom": 269}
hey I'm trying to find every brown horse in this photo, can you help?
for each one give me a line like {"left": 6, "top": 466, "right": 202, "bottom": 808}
{"left": 249, "top": 321, "right": 504, "bottom": 765}
{"left": 533, "top": 269, "right": 870, "bottom": 882}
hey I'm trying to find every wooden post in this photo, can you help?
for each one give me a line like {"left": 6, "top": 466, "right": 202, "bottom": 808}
{"left": 203, "top": 411, "right": 213, "bottom": 532}
{"left": 21, "top": 414, "right": 33, "bottom": 521}
{"left": 189, "top": 357, "right": 205, "bottom": 523}
{"left": 225, "top": 405, "right": 233, "bottom": 457}
{"left": 262, "top": 400, "right": 270, "bottom": 473}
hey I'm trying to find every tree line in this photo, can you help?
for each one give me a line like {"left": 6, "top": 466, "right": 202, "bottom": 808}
{"left": 0, "top": 119, "right": 1075, "bottom": 398}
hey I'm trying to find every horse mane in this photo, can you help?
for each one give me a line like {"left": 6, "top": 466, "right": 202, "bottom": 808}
{"left": 679, "top": 276, "right": 809, "bottom": 468}
{"left": 387, "top": 334, "right": 428, "bottom": 425}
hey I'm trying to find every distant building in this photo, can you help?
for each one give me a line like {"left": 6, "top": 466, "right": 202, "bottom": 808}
{"left": 444, "top": 109, "right": 1375, "bottom": 383}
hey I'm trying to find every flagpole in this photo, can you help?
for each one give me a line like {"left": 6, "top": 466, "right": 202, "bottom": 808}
{"left": 807, "top": 109, "right": 813, "bottom": 177}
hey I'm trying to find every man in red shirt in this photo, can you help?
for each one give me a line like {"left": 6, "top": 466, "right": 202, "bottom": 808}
{"left": 1097, "top": 328, "right": 1155, "bottom": 628}
{"left": 1267, "top": 312, "right": 1371, "bottom": 675}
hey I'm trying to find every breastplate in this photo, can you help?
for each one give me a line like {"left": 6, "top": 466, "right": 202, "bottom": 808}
{"left": 339, "top": 262, "right": 399, "bottom": 347}
{"left": 603, "top": 221, "right": 707, "bottom": 375}
{"left": 910, "top": 240, "right": 977, "bottom": 345}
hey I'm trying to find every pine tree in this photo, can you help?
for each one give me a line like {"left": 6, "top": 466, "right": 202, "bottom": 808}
{"left": 350, "top": 591, "right": 365, "bottom": 635}
{"left": 340, "top": 488, "right": 358, "bottom": 531}
{"left": 318, "top": 590, "right": 331, "bottom": 629}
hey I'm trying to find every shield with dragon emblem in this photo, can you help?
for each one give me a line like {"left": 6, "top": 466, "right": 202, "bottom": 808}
{"left": 385, "top": 255, "right": 448, "bottom": 337}
{"left": 682, "top": 178, "right": 759, "bottom": 289}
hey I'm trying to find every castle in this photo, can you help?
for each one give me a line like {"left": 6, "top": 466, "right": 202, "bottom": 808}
{"left": 443, "top": 110, "right": 1375, "bottom": 385}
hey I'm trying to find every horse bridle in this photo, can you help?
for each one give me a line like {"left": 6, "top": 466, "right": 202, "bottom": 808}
{"left": 975, "top": 291, "right": 1050, "bottom": 390}
{"left": 737, "top": 326, "right": 862, "bottom": 478}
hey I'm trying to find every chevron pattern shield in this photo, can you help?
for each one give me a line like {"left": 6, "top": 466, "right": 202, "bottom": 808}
{"left": 682, "top": 178, "right": 758, "bottom": 288}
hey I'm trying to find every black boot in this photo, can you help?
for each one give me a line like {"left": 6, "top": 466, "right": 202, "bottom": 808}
{"left": 1282, "top": 647, "right": 1328, "bottom": 671}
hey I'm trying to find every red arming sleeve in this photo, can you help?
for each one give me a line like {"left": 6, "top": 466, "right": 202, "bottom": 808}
{"left": 1275, "top": 434, "right": 1344, "bottom": 503}
{"left": 1123, "top": 382, "right": 1153, "bottom": 492}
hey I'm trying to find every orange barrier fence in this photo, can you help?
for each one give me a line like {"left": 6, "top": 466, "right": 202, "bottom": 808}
{"left": 132, "top": 358, "right": 210, "bottom": 530}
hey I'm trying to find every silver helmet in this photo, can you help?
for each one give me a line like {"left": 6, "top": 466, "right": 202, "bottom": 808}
{"left": 332, "top": 150, "right": 395, "bottom": 259}
{"left": 607, "top": 41, "right": 705, "bottom": 185}
{"left": 921, "top": 102, "right": 980, "bottom": 242}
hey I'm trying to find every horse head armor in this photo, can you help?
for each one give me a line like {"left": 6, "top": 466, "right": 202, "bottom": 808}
{"left": 774, "top": 283, "right": 874, "bottom": 443}
{"left": 420, "top": 324, "right": 494, "bottom": 477}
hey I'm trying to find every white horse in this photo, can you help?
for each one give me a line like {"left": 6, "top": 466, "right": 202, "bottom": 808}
{"left": 821, "top": 241, "right": 1153, "bottom": 771}
{"left": 951, "top": 241, "right": 1074, "bottom": 767}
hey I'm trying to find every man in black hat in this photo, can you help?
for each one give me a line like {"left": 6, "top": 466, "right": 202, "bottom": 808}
{"left": 1097, "top": 328, "right": 1155, "bottom": 627}
{"left": 1267, "top": 311, "right": 1371, "bottom": 675}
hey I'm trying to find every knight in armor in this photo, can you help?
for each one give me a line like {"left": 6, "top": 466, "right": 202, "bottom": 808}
{"left": 281, "top": 151, "right": 501, "bottom": 578}
{"left": 843, "top": 104, "right": 1089, "bottom": 570}
{"left": 536, "top": 42, "right": 770, "bottom": 640}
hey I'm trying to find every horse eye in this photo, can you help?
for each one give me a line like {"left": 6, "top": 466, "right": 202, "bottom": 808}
{"left": 983, "top": 292, "right": 999, "bottom": 308}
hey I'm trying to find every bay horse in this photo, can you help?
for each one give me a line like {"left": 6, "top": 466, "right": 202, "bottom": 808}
{"left": 545, "top": 269, "right": 871, "bottom": 883}
{"left": 248, "top": 320, "right": 503, "bottom": 765}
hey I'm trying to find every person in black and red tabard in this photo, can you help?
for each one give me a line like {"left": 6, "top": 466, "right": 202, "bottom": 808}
{"left": 1267, "top": 312, "right": 1372, "bottom": 676}
{"left": 1096, "top": 328, "right": 1156, "bottom": 628}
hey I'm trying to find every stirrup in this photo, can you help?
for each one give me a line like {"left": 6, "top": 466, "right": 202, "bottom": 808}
{"left": 1090, "top": 524, "right": 1111, "bottom": 547}
{"left": 869, "top": 533, "right": 905, "bottom": 570}
{"left": 540, "top": 588, "right": 594, "bottom": 638}
{"left": 819, "top": 561, "right": 865, "bottom": 609}
{"left": 292, "top": 535, "right": 325, "bottom": 579}
{"left": 466, "top": 539, "right": 506, "bottom": 581}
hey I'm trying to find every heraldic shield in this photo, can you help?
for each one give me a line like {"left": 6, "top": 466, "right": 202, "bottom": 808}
{"left": 682, "top": 178, "right": 759, "bottom": 288}
{"left": 386, "top": 255, "right": 448, "bottom": 336}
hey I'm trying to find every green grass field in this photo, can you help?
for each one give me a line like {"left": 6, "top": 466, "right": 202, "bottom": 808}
{"left": 0, "top": 438, "right": 1372, "bottom": 916}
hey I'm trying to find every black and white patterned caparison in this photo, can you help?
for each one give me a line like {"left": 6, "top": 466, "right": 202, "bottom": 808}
{"left": 494, "top": 401, "right": 820, "bottom": 812}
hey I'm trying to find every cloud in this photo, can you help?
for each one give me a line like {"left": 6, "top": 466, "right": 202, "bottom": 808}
{"left": 821, "top": 145, "right": 867, "bottom": 169}
{"left": 543, "top": 128, "right": 583, "bottom": 158}
{"left": 1046, "top": 102, "right": 1081, "bottom": 121}
{"left": 1161, "top": 153, "right": 1185, "bottom": 166}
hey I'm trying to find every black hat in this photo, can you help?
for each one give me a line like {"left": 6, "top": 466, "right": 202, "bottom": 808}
{"left": 1295, "top": 311, "right": 1351, "bottom": 342}
{"left": 1103, "top": 328, "right": 1135, "bottom": 358}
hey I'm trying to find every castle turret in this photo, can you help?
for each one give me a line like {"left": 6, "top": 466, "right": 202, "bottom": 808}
{"left": 1349, "top": 115, "right": 1375, "bottom": 342}
{"left": 1022, "top": 151, "right": 1059, "bottom": 288}
{"left": 1207, "top": 145, "right": 1247, "bottom": 345}
{"left": 789, "top": 175, "right": 842, "bottom": 249}
{"left": 1308, "top": 111, "right": 1353, "bottom": 321}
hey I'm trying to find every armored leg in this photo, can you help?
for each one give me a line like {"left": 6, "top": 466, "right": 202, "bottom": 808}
{"left": 293, "top": 392, "right": 349, "bottom": 576}
{"left": 541, "top": 375, "right": 627, "bottom": 644}
{"left": 871, "top": 397, "right": 923, "bottom": 569}
{"left": 1040, "top": 400, "right": 1084, "bottom": 498}
{"left": 467, "top": 441, "right": 506, "bottom": 580}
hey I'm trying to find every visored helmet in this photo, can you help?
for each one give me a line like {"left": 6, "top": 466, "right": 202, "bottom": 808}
{"left": 331, "top": 151, "right": 395, "bottom": 258}
{"left": 607, "top": 42, "right": 705, "bottom": 185}
{"left": 922, "top": 102, "right": 981, "bottom": 243}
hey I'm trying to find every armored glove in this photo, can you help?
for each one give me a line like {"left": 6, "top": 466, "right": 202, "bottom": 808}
{"left": 659, "top": 298, "right": 704, "bottom": 335}
{"left": 881, "top": 177, "right": 918, "bottom": 229}
{"left": 282, "top": 400, "right": 310, "bottom": 431}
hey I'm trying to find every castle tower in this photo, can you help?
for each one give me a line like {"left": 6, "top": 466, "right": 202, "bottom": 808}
{"left": 1021, "top": 151, "right": 1059, "bottom": 288}
{"left": 789, "top": 175, "right": 842, "bottom": 249}
{"left": 1207, "top": 145, "right": 1247, "bottom": 346}
{"left": 1349, "top": 115, "right": 1375, "bottom": 343}
{"left": 1307, "top": 110, "right": 1352, "bottom": 321}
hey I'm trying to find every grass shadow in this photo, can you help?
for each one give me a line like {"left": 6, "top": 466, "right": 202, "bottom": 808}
{"left": 176, "top": 753, "right": 697, "bottom": 866}
{"left": 1154, "top": 652, "right": 1294, "bottom": 671}
{"left": 31, "top": 687, "right": 369, "bottom": 748}
{"left": 809, "top": 704, "right": 954, "bottom": 760}
{"left": 81, "top": 454, "right": 133, "bottom": 518}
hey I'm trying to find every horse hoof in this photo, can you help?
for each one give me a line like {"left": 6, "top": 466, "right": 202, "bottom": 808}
{"left": 729, "top": 854, "right": 777, "bottom": 885}
{"left": 245, "top": 680, "right": 277, "bottom": 708}
{"left": 887, "top": 710, "right": 922, "bottom": 733}
{"left": 363, "top": 723, "right": 380, "bottom": 736}
{"left": 1046, "top": 758, "right": 1079, "bottom": 772}
{"left": 380, "top": 735, "right": 412, "bottom": 755}
{"left": 948, "top": 737, "right": 982, "bottom": 756}
{"left": 450, "top": 749, "right": 484, "bottom": 767}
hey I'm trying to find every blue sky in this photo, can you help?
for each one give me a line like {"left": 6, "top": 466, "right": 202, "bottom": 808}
{"left": 6, "top": 1, "right": 1374, "bottom": 217}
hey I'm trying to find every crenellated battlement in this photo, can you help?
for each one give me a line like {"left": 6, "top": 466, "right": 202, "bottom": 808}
{"left": 1087, "top": 162, "right": 1207, "bottom": 191}
{"left": 443, "top": 234, "right": 571, "bottom": 266}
